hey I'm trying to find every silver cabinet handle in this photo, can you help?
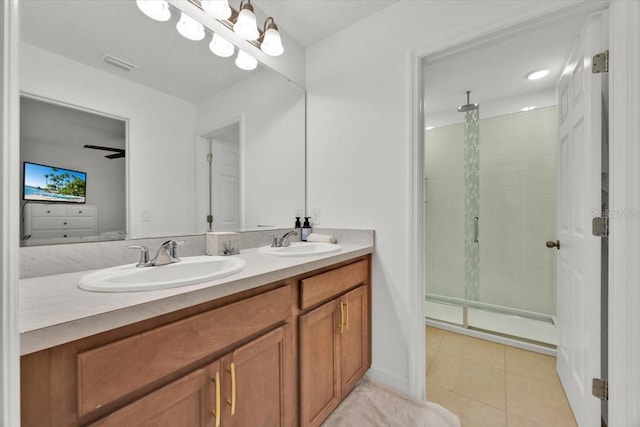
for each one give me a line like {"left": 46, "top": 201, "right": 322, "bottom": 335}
{"left": 474, "top": 217, "right": 479, "bottom": 243}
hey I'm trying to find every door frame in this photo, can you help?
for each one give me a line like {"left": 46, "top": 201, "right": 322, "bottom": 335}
{"left": 607, "top": 0, "right": 640, "bottom": 424}
{"left": 1, "top": 0, "right": 20, "bottom": 425}
{"left": 410, "top": 2, "right": 640, "bottom": 424}
{"left": 194, "top": 115, "right": 245, "bottom": 233}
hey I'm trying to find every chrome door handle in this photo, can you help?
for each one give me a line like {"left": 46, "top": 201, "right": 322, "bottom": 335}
{"left": 546, "top": 240, "right": 560, "bottom": 250}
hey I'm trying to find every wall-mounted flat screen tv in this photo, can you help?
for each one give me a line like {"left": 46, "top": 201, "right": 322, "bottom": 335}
{"left": 23, "top": 161, "right": 87, "bottom": 204}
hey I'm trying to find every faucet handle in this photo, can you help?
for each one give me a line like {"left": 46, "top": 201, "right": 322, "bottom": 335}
{"left": 162, "top": 239, "right": 185, "bottom": 260}
{"left": 269, "top": 234, "right": 279, "bottom": 247}
{"left": 127, "top": 245, "right": 150, "bottom": 267}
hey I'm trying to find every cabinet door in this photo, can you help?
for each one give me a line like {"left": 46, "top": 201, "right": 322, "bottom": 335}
{"left": 90, "top": 366, "right": 214, "bottom": 427}
{"left": 300, "top": 299, "right": 341, "bottom": 427}
{"left": 340, "top": 285, "right": 369, "bottom": 396}
{"left": 224, "top": 324, "right": 293, "bottom": 427}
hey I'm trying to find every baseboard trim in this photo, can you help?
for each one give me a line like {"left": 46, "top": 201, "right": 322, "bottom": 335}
{"left": 366, "top": 366, "right": 410, "bottom": 395}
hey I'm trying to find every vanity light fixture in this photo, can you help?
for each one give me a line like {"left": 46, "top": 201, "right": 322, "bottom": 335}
{"left": 235, "top": 50, "right": 258, "bottom": 70}
{"left": 176, "top": 12, "right": 205, "bottom": 41}
{"left": 234, "top": 0, "right": 260, "bottom": 41}
{"left": 136, "top": 0, "right": 171, "bottom": 22}
{"left": 525, "top": 68, "right": 549, "bottom": 80}
{"left": 259, "top": 17, "right": 284, "bottom": 56}
{"left": 209, "top": 32, "right": 235, "bottom": 57}
{"left": 201, "top": 0, "right": 232, "bottom": 20}
{"left": 136, "top": 0, "right": 285, "bottom": 72}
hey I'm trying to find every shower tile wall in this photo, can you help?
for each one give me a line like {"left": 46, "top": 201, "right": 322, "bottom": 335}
{"left": 425, "top": 106, "right": 557, "bottom": 316}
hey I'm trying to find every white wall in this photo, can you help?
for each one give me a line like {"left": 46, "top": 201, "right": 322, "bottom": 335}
{"left": 196, "top": 70, "right": 305, "bottom": 231}
{"left": 19, "top": 43, "right": 198, "bottom": 238}
{"left": 305, "top": 0, "right": 574, "bottom": 394}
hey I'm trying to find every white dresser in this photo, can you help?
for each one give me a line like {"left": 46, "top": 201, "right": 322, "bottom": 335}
{"left": 24, "top": 204, "right": 98, "bottom": 241}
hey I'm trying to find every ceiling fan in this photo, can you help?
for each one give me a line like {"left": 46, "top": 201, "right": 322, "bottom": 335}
{"left": 83, "top": 144, "right": 125, "bottom": 159}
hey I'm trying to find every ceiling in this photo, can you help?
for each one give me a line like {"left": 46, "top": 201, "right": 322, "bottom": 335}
{"left": 19, "top": 0, "right": 398, "bottom": 104}
{"left": 20, "top": 97, "right": 126, "bottom": 150}
{"left": 252, "top": 0, "right": 399, "bottom": 46}
{"left": 424, "top": 9, "right": 596, "bottom": 127}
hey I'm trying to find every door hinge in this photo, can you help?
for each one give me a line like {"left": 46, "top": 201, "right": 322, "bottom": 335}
{"left": 592, "top": 378, "right": 609, "bottom": 401}
{"left": 592, "top": 216, "right": 609, "bottom": 237}
{"left": 592, "top": 50, "right": 609, "bottom": 74}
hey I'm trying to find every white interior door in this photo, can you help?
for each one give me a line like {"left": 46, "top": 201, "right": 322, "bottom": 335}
{"left": 211, "top": 139, "right": 240, "bottom": 230}
{"left": 556, "top": 11, "right": 606, "bottom": 427}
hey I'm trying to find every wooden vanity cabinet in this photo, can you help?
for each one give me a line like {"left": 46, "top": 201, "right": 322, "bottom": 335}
{"left": 20, "top": 254, "right": 372, "bottom": 427}
{"left": 299, "top": 260, "right": 371, "bottom": 427}
{"left": 21, "top": 284, "right": 295, "bottom": 427}
{"left": 91, "top": 325, "right": 293, "bottom": 427}
{"left": 88, "top": 365, "right": 213, "bottom": 427}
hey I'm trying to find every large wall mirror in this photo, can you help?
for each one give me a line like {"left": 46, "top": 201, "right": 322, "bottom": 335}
{"left": 19, "top": 0, "right": 305, "bottom": 246}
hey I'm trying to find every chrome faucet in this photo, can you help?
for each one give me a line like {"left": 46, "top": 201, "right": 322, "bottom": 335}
{"left": 270, "top": 230, "right": 298, "bottom": 248}
{"left": 127, "top": 239, "right": 183, "bottom": 267}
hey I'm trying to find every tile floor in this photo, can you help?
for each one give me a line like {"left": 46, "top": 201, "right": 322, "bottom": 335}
{"left": 426, "top": 326, "right": 577, "bottom": 427}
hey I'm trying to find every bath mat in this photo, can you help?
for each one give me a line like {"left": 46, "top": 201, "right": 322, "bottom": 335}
{"left": 322, "top": 376, "right": 461, "bottom": 427}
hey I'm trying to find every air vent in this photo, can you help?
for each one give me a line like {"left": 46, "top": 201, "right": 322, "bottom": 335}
{"left": 101, "top": 54, "right": 137, "bottom": 72}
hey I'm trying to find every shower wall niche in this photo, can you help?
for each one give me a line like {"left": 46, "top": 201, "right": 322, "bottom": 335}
{"left": 425, "top": 106, "right": 557, "bottom": 318}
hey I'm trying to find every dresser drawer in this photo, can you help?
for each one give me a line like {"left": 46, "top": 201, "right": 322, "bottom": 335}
{"left": 31, "top": 216, "right": 96, "bottom": 230}
{"left": 300, "top": 260, "right": 368, "bottom": 310}
{"left": 29, "top": 204, "right": 66, "bottom": 216}
{"left": 65, "top": 206, "right": 96, "bottom": 217}
{"left": 76, "top": 285, "right": 292, "bottom": 417}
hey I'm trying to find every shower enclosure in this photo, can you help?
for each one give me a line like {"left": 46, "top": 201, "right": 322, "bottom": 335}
{"left": 424, "top": 94, "right": 557, "bottom": 347}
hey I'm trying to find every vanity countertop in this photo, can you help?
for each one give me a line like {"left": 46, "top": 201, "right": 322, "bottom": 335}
{"left": 20, "top": 242, "right": 373, "bottom": 355}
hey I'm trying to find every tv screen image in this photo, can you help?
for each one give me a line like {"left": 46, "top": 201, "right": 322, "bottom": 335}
{"left": 23, "top": 162, "right": 87, "bottom": 203}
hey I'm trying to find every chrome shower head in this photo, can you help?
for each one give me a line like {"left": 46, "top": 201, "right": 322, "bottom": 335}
{"left": 457, "top": 90, "right": 479, "bottom": 112}
{"left": 457, "top": 103, "right": 479, "bottom": 112}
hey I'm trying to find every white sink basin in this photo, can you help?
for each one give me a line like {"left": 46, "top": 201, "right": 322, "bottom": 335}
{"left": 259, "top": 242, "right": 341, "bottom": 257}
{"left": 79, "top": 256, "right": 246, "bottom": 292}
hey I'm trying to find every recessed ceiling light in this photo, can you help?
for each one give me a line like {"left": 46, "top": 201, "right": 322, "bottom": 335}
{"left": 526, "top": 69, "right": 549, "bottom": 80}
{"left": 425, "top": 126, "right": 434, "bottom": 130}
{"left": 521, "top": 106, "right": 536, "bottom": 112}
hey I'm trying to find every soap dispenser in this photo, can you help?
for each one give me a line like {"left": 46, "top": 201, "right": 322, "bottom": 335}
{"left": 294, "top": 216, "right": 301, "bottom": 234}
{"left": 301, "top": 217, "right": 312, "bottom": 241}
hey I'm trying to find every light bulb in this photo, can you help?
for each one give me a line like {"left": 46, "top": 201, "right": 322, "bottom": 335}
{"left": 209, "top": 33, "right": 235, "bottom": 58}
{"left": 201, "top": 0, "right": 232, "bottom": 20}
{"left": 235, "top": 50, "right": 257, "bottom": 71}
{"left": 176, "top": 12, "right": 205, "bottom": 41}
{"left": 234, "top": 4, "right": 259, "bottom": 40}
{"left": 261, "top": 27, "right": 284, "bottom": 56}
{"left": 136, "top": 0, "right": 171, "bottom": 22}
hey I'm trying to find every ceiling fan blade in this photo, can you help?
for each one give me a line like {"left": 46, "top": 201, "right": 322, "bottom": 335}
{"left": 83, "top": 144, "right": 125, "bottom": 159}
{"left": 83, "top": 144, "right": 125, "bottom": 154}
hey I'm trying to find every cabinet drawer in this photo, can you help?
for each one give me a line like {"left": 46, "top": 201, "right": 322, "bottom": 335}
{"left": 65, "top": 206, "right": 96, "bottom": 217}
{"left": 77, "top": 285, "right": 291, "bottom": 417}
{"left": 30, "top": 229, "right": 95, "bottom": 240}
{"left": 300, "top": 260, "right": 368, "bottom": 310}
{"left": 29, "top": 205, "right": 66, "bottom": 216}
{"left": 31, "top": 216, "right": 95, "bottom": 230}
